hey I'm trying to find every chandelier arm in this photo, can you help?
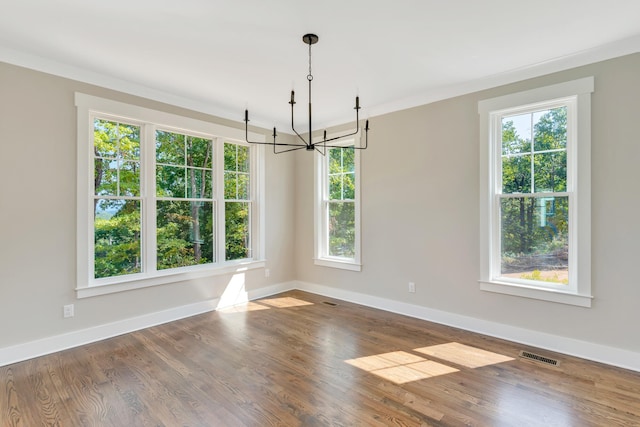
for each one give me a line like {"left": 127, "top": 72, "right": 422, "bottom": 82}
{"left": 320, "top": 106, "right": 364, "bottom": 146}
{"left": 322, "top": 128, "right": 360, "bottom": 144}
{"left": 289, "top": 102, "right": 310, "bottom": 148}
{"left": 244, "top": 111, "right": 307, "bottom": 148}
{"left": 274, "top": 144, "right": 309, "bottom": 154}
{"left": 315, "top": 145, "right": 327, "bottom": 156}
{"left": 352, "top": 121, "right": 369, "bottom": 150}
{"left": 322, "top": 118, "right": 369, "bottom": 149}
{"left": 248, "top": 140, "right": 308, "bottom": 148}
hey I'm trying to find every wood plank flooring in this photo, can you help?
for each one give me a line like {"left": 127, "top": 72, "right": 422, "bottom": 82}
{"left": 2, "top": 290, "right": 640, "bottom": 426}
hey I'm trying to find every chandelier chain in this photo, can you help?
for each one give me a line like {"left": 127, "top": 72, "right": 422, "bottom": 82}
{"left": 307, "top": 41, "right": 313, "bottom": 81}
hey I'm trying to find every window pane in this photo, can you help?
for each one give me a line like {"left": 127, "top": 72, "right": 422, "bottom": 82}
{"left": 186, "top": 168, "right": 212, "bottom": 199}
{"left": 328, "top": 148, "right": 356, "bottom": 201}
{"left": 237, "top": 145, "right": 249, "bottom": 173}
{"left": 343, "top": 172, "right": 355, "bottom": 199}
{"left": 501, "top": 115, "right": 531, "bottom": 155}
{"left": 329, "top": 174, "right": 342, "bottom": 200}
{"left": 156, "top": 130, "right": 185, "bottom": 165}
{"left": 226, "top": 202, "right": 250, "bottom": 260}
{"left": 95, "top": 158, "right": 118, "bottom": 196}
{"left": 500, "top": 196, "right": 568, "bottom": 285}
{"left": 329, "top": 148, "right": 343, "bottom": 174}
{"left": 224, "top": 142, "right": 236, "bottom": 171}
{"left": 533, "top": 107, "right": 567, "bottom": 152}
{"left": 502, "top": 154, "right": 531, "bottom": 193}
{"left": 94, "top": 119, "right": 139, "bottom": 159}
{"left": 224, "top": 171, "right": 237, "bottom": 199}
{"left": 187, "top": 136, "right": 212, "bottom": 168}
{"left": 120, "top": 160, "right": 140, "bottom": 196}
{"left": 534, "top": 152, "right": 567, "bottom": 192}
{"left": 343, "top": 148, "right": 355, "bottom": 173}
{"left": 94, "top": 199, "right": 141, "bottom": 278}
{"left": 328, "top": 201, "right": 355, "bottom": 258}
{"left": 237, "top": 173, "right": 250, "bottom": 200}
{"left": 328, "top": 147, "right": 355, "bottom": 174}
{"left": 156, "top": 200, "right": 214, "bottom": 269}
{"left": 94, "top": 119, "right": 119, "bottom": 158}
{"left": 156, "top": 165, "right": 185, "bottom": 198}
{"left": 120, "top": 125, "right": 140, "bottom": 160}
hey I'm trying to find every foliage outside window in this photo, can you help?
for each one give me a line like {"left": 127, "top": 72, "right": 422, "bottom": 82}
{"left": 77, "top": 93, "right": 265, "bottom": 298}
{"left": 224, "top": 142, "right": 251, "bottom": 260}
{"left": 93, "top": 119, "right": 142, "bottom": 278}
{"left": 478, "top": 78, "right": 593, "bottom": 307}
{"left": 315, "top": 140, "right": 361, "bottom": 271}
{"left": 499, "top": 107, "right": 569, "bottom": 285}
{"left": 155, "top": 130, "right": 215, "bottom": 270}
{"left": 328, "top": 147, "right": 356, "bottom": 257}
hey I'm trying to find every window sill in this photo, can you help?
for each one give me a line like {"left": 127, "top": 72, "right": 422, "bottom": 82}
{"left": 479, "top": 280, "right": 592, "bottom": 307}
{"left": 77, "top": 259, "right": 266, "bottom": 299}
{"left": 314, "top": 258, "right": 362, "bottom": 272}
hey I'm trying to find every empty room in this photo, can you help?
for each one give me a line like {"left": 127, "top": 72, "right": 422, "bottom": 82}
{"left": 1, "top": 1, "right": 640, "bottom": 425}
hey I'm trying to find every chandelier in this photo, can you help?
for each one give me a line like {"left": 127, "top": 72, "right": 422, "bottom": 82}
{"left": 244, "top": 33, "right": 369, "bottom": 154}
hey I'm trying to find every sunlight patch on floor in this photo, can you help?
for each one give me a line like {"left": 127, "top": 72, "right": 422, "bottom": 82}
{"left": 218, "top": 302, "right": 271, "bottom": 313}
{"left": 345, "top": 351, "right": 459, "bottom": 384}
{"left": 414, "top": 342, "right": 514, "bottom": 368}
{"left": 219, "top": 297, "right": 314, "bottom": 313}
{"left": 259, "top": 297, "right": 314, "bottom": 308}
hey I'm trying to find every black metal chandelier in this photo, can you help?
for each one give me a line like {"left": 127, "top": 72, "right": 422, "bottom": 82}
{"left": 244, "top": 33, "right": 369, "bottom": 154}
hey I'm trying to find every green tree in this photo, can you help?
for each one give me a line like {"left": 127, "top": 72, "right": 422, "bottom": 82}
{"left": 155, "top": 131, "right": 214, "bottom": 269}
{"left": 328, "top": 147, "right": 355, "bottom": 257}
{"left": 500, "top": 108, "right": 568, "bottom": 278}
{"left": 93, "top": 120, "right": 142, "bottom": 278}
{"left": 224, "top": 143, "right": 251, "bottom": 260}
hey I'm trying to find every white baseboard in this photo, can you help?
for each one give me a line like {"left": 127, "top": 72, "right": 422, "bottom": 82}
{"left": 3, "top": 280, "right": 638, "bottom": 373}
{"left": 294, "top": 280, "right": 640, "bottom": 373}
{"left": 0, "top": 282, "right": 294, "bottom": 367}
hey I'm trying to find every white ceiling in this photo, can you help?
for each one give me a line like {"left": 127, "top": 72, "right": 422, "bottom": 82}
{"left": 1, "top": 0, "right": 640, "bottom": 132}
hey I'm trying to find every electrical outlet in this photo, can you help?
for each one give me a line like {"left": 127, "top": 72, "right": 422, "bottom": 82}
{"left": 408, "top": 282, "right": 416, "bottom": 293}
{"left": 265, "top": 268, "right": 270, "bottom": 278}
{"left": 63, "top": 304, "right": 74, "bottom": 318}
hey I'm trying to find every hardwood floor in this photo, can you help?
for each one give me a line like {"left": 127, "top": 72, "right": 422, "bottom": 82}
{"left": 2, "top": 290, "right": 640, "bottom": 426}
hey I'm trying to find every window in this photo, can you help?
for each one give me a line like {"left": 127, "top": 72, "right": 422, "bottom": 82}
{"left": 314, "top": 139, "right": 362, "bottom": 271}
{"left": 76, "top": 93, "right": 265, "bottom": 298}
{"left": 478, "top": 77, "right": 593, "bottom": 307}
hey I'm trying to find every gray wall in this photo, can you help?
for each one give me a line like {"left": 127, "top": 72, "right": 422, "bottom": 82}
{"left": 2, "top": 53, "right": 639, "bottom": 358}
{"left": 0, "top": 62, "right": 296, "bottom": 348}
{"left": 295, "top": 53, "right": 640, "bottom": 353}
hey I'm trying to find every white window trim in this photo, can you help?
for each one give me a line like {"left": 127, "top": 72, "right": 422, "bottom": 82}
{"left": 478, "top": 77, "right": 593, "bottom": 307}
{"left": 76, "top": 93, "right": 266, "bottom": 298}
{"left": 313, "top": 134, "right": 362, "bottom": 271}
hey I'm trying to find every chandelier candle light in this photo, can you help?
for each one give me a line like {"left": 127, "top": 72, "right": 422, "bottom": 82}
{"left": 244, "top": 33, "right": 369, "bottom": 154}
